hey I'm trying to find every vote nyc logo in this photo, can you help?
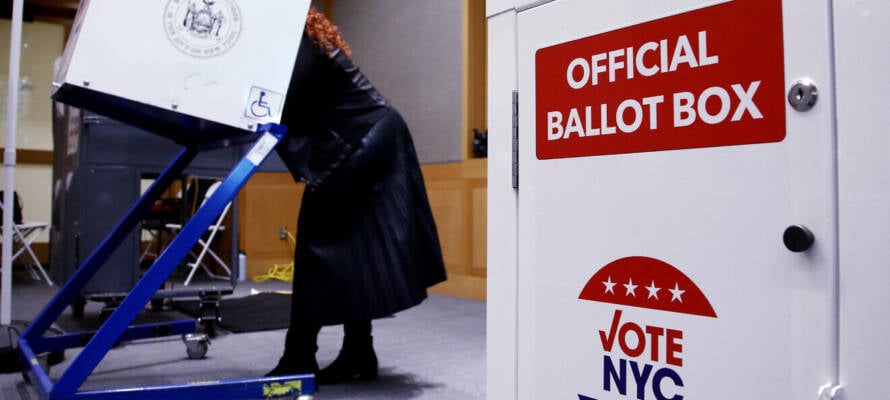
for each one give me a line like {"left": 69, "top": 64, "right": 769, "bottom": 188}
{"left": 577, "top": 256, "right": 717, "bottom": 400}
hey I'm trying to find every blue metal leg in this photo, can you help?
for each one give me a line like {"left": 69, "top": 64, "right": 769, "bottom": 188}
{"left": 29, "top": 320, "right": 196, "bottom": 354}
{"left": 20, "top": 146, "right": 198, "bottom": 399}
{"left": 22, "top": 146, "right": 198, "bottom": 341}
{"left": 69, "top": 375, "right": 315, "bottom": 400}
{"left": 19, "top": 124, "right": 311, "bottom": 400}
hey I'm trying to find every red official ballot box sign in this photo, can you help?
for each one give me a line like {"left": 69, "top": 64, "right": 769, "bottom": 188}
{"left": 535, "top": 0, "right": 785, "bottom": 159}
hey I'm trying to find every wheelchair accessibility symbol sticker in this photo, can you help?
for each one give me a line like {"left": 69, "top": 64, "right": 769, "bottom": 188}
{"left": 244, "top": 86, "right": 284, "bottom": 122}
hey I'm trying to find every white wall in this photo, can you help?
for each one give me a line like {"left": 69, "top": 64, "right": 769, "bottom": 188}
{"left": 331, "top": 0, "right": 464, "bottom": 164}
{"left": 0, "top": 20, "right": 66, "bottom": 243}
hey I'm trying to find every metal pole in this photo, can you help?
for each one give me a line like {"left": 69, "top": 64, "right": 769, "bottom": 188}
{"left": 2, "top": 0, "right": 25, "bottom": 326}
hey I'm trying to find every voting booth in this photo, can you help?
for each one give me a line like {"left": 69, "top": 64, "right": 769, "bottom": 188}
{"left": 52, "top": 0, "right": 301, "bottom": 142}
{"left": 487, "top": 0, "right": 890, "bottom": 399}
{"left": 20, "top": 1, "right": 314, "bottom": 399}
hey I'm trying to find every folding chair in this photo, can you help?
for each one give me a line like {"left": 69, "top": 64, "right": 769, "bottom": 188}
{"left": 0, "top": 191, "right": 52, "bottom": 285}
{"left": 138, "top": 180, "right": 191, "bottom": 264}
{"left": 139, "top": 197, "right": 177, "bottom": 264}
{"left": 164, "top": 180, "right": 232, "bottom": 286}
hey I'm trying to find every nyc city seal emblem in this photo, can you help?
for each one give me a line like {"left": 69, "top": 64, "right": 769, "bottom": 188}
{"left": 164, "top": 0, "right": 242, "bottom": 57}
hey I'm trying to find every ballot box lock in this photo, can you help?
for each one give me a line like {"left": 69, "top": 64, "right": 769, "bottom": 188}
{"left": 788, "top": 79, "right": 818, "bottom": 112}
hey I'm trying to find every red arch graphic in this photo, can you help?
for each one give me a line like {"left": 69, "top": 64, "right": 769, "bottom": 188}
{"left": 579, "top": 256, "right": 717, "bottom": 318}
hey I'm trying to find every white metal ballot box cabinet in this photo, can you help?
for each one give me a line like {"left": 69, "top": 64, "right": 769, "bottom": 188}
{"left": 20, "top": 1, "right": 316, "bottom": 399}
{"left": 487, "top": 0, "right": 890, "bottom": 399}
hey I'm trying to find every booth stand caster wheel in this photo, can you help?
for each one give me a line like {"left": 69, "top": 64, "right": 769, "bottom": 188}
{"left": 197, "top": 293, "right": 221, "bottom": 338}
{"left": 182, "top": 333, "right": 210, "bottom": 359}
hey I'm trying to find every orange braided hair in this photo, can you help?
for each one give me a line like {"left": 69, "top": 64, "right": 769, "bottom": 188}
{"left": 305, "top": 6, "right": 353, "bottom": 59}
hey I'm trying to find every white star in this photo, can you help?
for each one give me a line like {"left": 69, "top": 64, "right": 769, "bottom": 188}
{"left": 602, "top": 276, "right": 617, "bottom": 295}
{"left": 623, "top": 278, "right": 638, "bottom": 297}
{"left": 669, "top": 283, "right": 685, "bottom": 303}
{"left": 646, "top": 281, "right": 660, "bottom": 300}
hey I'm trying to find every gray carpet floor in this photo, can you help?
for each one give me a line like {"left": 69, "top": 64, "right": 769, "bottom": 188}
{"left": 0, "top": 270, "right": 485, "bottom": 399}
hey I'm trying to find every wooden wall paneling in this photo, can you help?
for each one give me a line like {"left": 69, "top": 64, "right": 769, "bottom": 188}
{"left": 0, "top": 149, "right": 53, "bottom": 164}
{"left": 237, "top": 173, "right": 303, "bottom": 278}
{"left": 471, "top": 185, "right": 487, "bottom": 273}
{"left": 426, "top": 181, "right": 469, "bottom": 271}
{"left": 463, "top": 0, "right": 488, "bottom": 159}
{"left": 423, "top": 158, "right": 487, "bottom": 301}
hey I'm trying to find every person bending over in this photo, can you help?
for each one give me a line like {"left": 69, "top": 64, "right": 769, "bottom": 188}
{"left": 266, "top": 7, "right": 447, "bottom": 385}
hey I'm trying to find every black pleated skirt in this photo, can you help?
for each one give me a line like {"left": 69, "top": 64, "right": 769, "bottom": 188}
{"left": 289, "top": 108, "right": 447, "bottom": 326}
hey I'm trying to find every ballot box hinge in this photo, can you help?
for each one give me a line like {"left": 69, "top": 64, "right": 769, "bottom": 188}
{"left": 512, "top": 90, "right": 519, "bottom": 190}
{"left": 818, "top": 382, "right": 843, "bottom": 400}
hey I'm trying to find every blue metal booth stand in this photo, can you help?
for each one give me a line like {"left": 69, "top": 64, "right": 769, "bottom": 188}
{"left": 16, "top": 121, "right": 315, "bottom": 399}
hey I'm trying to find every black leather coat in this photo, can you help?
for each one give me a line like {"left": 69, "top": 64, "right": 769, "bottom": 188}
{"left": 276, "top": 34, "right": 447, "bottom": 325}
{"left": 276, "top": 33, "right": 389, "bottom": 189}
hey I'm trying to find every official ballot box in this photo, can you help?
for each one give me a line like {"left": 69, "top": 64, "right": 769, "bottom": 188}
{"left": 52, "top": 0, "right": 310, "bottom": 142}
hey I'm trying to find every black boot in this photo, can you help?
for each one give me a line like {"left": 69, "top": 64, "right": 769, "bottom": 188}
{"left": 317, "top": 320, "right": 378, "bottom": 384}
{"left": 265, "top": 354, "right": 318, "bottom": 377}
{"left": 266, "top": 324, "right": 320, "bottom": 377}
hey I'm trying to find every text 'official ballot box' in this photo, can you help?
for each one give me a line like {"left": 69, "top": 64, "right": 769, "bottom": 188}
{"left": 20, "top": 2, "right": 319, "bottom": 400}
{"left": 53, "top": 0, "right": 310, "bottom": 142}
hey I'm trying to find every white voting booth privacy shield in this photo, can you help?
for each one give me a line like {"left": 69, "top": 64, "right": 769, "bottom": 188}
{"left": 488, "top": 0, "right": 890, "bottom": 399}
{"left": 21, "top": 1, "right": 318, "bottom": 400}
{"left": 53, "top": 0, "right": 308, "bottom": 141}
